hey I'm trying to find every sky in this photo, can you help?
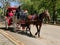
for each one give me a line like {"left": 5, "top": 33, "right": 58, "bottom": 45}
{"left": 9, "top": 1, "right": 20, "bottom": 7}
{"left": 0, "top": 0, "right": 22, "bottom": 8}
{"left": 0, "top": 2, "right": 3, "bottom": 8}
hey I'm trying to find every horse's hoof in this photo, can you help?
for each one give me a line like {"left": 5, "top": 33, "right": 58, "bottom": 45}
{"left": 16, "top": 27, "right": 20, "bottom": 29}
{"left": 35, "top": 33, "right": 37, "bottom": 35}
{"left": 38, "top": 36, "right": 40, "bottom": 38}
{"left": 26, "top": 32, "right": 27, "bottom": 34}
{"left": 13, "top": 30, "right": 17, "bottom": 32}
{"left": 30, "top": 33, "right": 33, "bottom": 36}
{"left": 34, "top": 35, "right": 37, "bottom": 38}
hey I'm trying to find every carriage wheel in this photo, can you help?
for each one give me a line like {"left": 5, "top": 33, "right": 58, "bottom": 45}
{"left": 13, "top": 15, "right": 17, "bottom": 32}
{"left": 5, "top": 19, "right": 8, "bottom": 29}
{"left": 13, "top": 23, "right": 17, "bottom": 32}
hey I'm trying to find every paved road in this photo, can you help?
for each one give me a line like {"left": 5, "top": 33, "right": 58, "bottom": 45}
{"left": 0, "top": 33, "right": 15, "bottom": 45}
{"left": 0, "top": 23, "right": 60, "bottom": 45}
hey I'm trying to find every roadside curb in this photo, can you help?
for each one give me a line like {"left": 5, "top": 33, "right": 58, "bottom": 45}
{"left": 0, "top": 30, "right": 24, "bottom": 45}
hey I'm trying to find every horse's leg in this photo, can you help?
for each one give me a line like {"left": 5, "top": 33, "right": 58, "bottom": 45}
{"left": 28, "top": 25, "right": 32, "bottom": 35}
{"left": 38, "top": 28, "right": 40, "bottom": 38}
{"left": 35, "top": 25, "right": 39, "bottom": 35}
{"left": 38, "top": 23, "right": 42, "bottom": 38}
{"left": 26, "top": 26, "right": 28, "bottom": 34}
{"left": 26, "top": 25, "right": 32, "bottom": 36}
{"left": 26, "top": 25, "right": 30, "bottom": 34}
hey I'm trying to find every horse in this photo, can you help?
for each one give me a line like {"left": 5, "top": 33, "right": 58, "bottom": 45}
{"left": 15, "top": 6, "right": 50, "bottom": 37}
{"left": 26, "top": 10, "right": 50, "bottom": 37}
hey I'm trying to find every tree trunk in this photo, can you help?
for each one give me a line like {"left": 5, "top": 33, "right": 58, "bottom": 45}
{"left": 52, "top": 0, "right": 57, "bottom": 24}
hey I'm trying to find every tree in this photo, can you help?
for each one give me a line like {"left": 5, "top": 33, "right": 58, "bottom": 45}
{"left": 21, "top": 0, "right": 60, "bottom": 24}
{"left": 51, "top": 0, "right": 57, "bottom": 24}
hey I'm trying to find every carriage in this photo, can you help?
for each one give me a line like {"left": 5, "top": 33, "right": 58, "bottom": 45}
{"left": 5, "top": 1, "right": 23, "bottom": 30}
{"left": 5, "top": 2, "right": 37, "bottom": 33}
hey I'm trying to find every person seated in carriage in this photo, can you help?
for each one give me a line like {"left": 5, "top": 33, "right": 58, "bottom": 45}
{"left": 5, "top": 9, "right": 14, "bottom": 26}
{"left": 16, "top": 6, "right": 28, "bottom": 20}
{"left": 15, "top": 6, "right": 28, "bottom": 29}
{"left": 15, "top": 6, "right": 29, "bottom": 23}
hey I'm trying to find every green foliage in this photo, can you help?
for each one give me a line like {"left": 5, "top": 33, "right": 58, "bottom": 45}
{"left": 21, "top": 0, "right": 53, "bottom": 14}
{"left": 20, "top": 0, "right": 60, "bottom": 22}
{"left": 0, "top": 8, "right": 3, "bottom": 16}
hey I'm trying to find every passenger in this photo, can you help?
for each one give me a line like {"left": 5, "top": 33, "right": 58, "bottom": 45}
{"left": 7, "top": 10, "right": 14, "bottom": 26}
{"left": 8, "top": 11, "right": 14, "bottom": 17}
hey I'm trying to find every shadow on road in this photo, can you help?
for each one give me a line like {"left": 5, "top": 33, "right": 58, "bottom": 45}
{"left": 0, "top": 27, "right": 14, "bottom": 32}
{"left": 17, "top": 30, "right": 35, "bottom": 38}
{"left": 0, "top": 27, "right": 35, "bottom": 38}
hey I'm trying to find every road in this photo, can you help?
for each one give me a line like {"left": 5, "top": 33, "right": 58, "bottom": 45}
{"left": 0, "top": 33, "right": 15, "bottom": 45}
{"left": 0, "top": 22, "right": 60, "bottom": 45}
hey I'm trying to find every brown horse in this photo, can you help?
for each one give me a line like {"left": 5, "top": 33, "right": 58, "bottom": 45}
{"left": 15, "top": 7, "right": 50, "bottom": 37}
{"left": 26, "top": 10, "right": 50, "bottom": 37}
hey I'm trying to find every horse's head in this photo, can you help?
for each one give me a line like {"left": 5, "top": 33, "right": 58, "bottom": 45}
{"left": 44, "top": 10, "right": 51, "bottom": 21}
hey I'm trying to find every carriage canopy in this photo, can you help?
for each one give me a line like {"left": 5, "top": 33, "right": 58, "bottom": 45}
{"left": 9, "top": 1, "right": 22, "bottom": 7}
{"left": 7, "top": 1, "right": 23, "bottom": 10}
